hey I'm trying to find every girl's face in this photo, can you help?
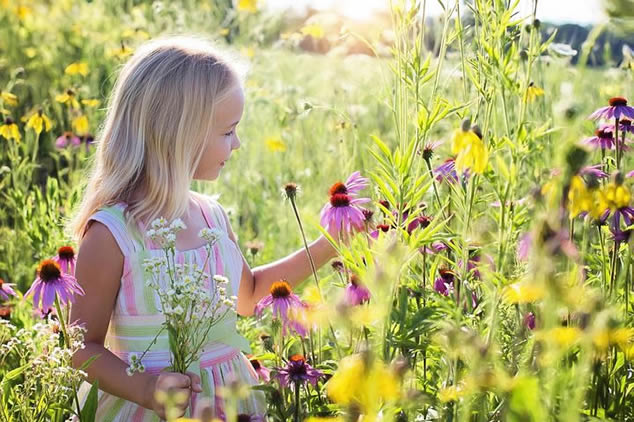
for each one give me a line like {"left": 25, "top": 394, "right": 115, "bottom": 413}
{"left": 194, "top": 84, "right": 244, "bottom": 181}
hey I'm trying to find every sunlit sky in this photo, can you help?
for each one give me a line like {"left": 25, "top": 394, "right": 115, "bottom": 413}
{"left": 266, "top": 0, "right": 607, "bottom": 24}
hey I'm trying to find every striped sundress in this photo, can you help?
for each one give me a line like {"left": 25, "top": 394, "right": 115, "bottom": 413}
{"left": 75, "top": 192, "right": 266, "bottom": 421}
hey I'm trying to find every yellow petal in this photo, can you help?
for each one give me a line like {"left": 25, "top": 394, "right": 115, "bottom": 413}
{"left": 65, "top": 62, "right": 89, "bottom": 76}
{"left": 72, "top": 115, "right": 89, "bottom": 135}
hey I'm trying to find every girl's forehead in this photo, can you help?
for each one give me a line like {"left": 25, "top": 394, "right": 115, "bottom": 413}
{"left": 214, "top": 86, "right": 245, "bottom": 125}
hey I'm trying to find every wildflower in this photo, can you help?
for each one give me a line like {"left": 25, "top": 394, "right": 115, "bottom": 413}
{"left": 526, "top": 82, "right": 544, "bottom": 103}
{"left": 108, "top": 42, "right": 134, "bottom": 60}
{"left": 580, "top": 164, "right": 608, "bottom": 179}
{"left": 589, "top": 97, "right": 634, "bottom": 121}
{"left": 23, "top": 109, "right": 52, "bottom": 135}
{"left": 0, "top": 279, "right": 17, "bottom": 301}
{"left": 326, "top": 353, "right": 399, "bottom": 414}
{"left": 81, "top": 99, "right": 100, "bottom": 108}
{"left": 407, "top": 215, "right": 431, "bottom": 234}
{"left": 320, "top": 192, "right": 370, "bottom": 235}
{"left": 248, "top": 357, "right": 271, "bottom": 382}
{"left": 343, "top": 274, "right": 371, "bottom": 306}
{"left": 254, "top": 280, "right": 308, "bottom": 336}
{"left": 265, "top": 136, "right": 286, "bottom": 152}
{"left": 567, "top": 175, "right": 595, "bottom": 218}
{"left": 516, "top": 232, "right": 532, "bottom": 262}
{"left": 199, "top": 227, "right": 223, "bottom": 245}
{"left": 281, "top": 182, "right": 299, "bottom": 201}
{"left": 55, "top": 132, "right": 81, "bottom": 148}
{"left": 0, "top": 117, "right": 20, "bottom": 142}
{"left": 524, "top": 312, "right": 536, "bottom": 330}
{"left": 64, "top": 62, "right": 89, "bottom": 76}
{"left": 583, "top": 126, "right": 624, "bottom": 150}
{"left": 237, "top": 0, "right": 258, "bottom": 13}
{"left": 434, "top": 268, "right": 455, "bottom": 296}
{"left": 421, "top": 139, "right": 442, "bottom": 161}
{"left": 503, "top": 282, "right": 545, "bottom": 304}
{"left": 245, "top": 240, "right": 264, "bottom": 256}
{"left": 72, "top": 115, "right": 89, "bottom": 135}
{"left": 451, "top": 121, "right": 488, "bottom": 175}
{"left": 55, "top": 90, "right": 80, "bottom": 109}
{"left": 54, "top": 246, "right": 76, "bottom": 275}
{"left": 25, "top": 259, "right": 85, "bottom": 312}
{"left": 369, "top": 223, "right": 390, "bottom": 239}
{"left": 300, "top": 24, "right": 325, "bottom": 39}
{"left": 276, "top": 354, "right": 322, "bottom": 387}
{"left": 434, "top": 158, "right": 465, "bottom": 184}
{"left": 1, "top": 91, "right": 18, "bottom": 106}
{"left": 619, "top": 118, "right": 634, "bottom": 134}
{"left": 597, "top": 178, "right": 631, "bottom": 212}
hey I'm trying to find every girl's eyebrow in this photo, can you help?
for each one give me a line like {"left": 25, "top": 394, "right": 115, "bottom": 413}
{"left": 226, "top": 120, "right": 240, "bottom": 129}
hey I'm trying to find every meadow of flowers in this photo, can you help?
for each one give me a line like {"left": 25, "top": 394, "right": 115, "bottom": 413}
{"left": 1, "top": 0, "right": 634, "bottom": 421}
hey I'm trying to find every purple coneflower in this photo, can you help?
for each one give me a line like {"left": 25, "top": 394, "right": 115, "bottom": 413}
{"left": 434, "top": 158, "right": 469, "bottom": 184}
{"left": 420, "top": 241, "right": 448, "bottom": 255}
{"left": 421, "top": 140, "right": 443, "bottom": 161}
{"left": 320, "top": 192, "right": 370, "bottom": 235}
{"left": 434, "top": 268, "right": 455, "bottom": 296}
{"left": 524, "top": 312, "right": 536, "bottom": 330}
{"left": 583, "top": 126, "right": 625, "bottom": 150}
{"left": 248, "top": 357, "right": 271, "bottom": 383}
{"left": 620, "top": 119, "right": 634, "bottom": 134}
{"left": 276, "top": 354, "right": 322, "bottom": 388}
{"left": 254, "top": 280, "right": 307, "bottom": 336}
{"left": 407, "top": 215, "right": 432, "bottom": 234}
{"left": 589, "top": 97, "right": 634, "bottom": 121}
{"left": 369, "top": 223, "right": 391, "bottom": 239}
{"left": 516, "top": 232, "right": 532, "bottom": 262}
{"left": 341, "top": 171, "right": 369, "bottom": 196}
{"left": 580, "top": 164, "right": 608, "bottom": 179}
{"left": 25, "top": 259, "right": 85, "bottom": 312}
{"left": 0, "top": 279, "right": 16, "bottom": 301}
{"left": 54, "top": 245, "right": 76, "bottom": 275}
{"left": 343, "top": 274, "right": 371, "bottom": 306}
{"left": 55, "top": 132, "right": 81, "bottom": 148}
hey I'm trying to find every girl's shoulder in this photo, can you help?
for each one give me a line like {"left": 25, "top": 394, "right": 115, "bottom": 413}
{"left": 85, "top": 202, "right": 142, "bottom": 256}
{"left": 190, "top": 191, "right": 230, "bottom": 231}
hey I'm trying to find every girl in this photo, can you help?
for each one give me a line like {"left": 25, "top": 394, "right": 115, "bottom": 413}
{"left": 69, "top": 35, "right": 339, "bottom": 421}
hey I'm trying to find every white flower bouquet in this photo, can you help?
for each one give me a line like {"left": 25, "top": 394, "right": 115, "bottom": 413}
{"left": 127, "top": 218, "right": 237, "bottom": 375}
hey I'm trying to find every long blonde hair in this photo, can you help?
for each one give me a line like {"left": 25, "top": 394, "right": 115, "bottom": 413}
{"left": 69, "top": 35, "right": 245, "bottom": 240}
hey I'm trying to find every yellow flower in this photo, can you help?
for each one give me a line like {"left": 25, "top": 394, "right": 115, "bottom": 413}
{"left": 81, "top": 99, "right": 100, "bottom": 107}
{"left": 218, "top": 28, "right": 230, "bottom": 36}
{"left": 300, "top": 24, "right": 325, "bottom": 39}
{"left": 237, "top": 0, "right": 258, "bottom": 13}
{"left": 265, "top": 136, "right": 286, "bottom": 152}
{"left": 1, "top": 92, "right": 18, "bottom": 106}
{"left": 56, "top": 90, "right": 80, "bottom": 109}
{"left": 0, "top": 118, "right": 21, "bottom": 142}
{"left": 108, "top": 43, "right": 134, "bottom": 60}
{"left": 537, "top": 327, "right": 582, "bottom": 349}
{"left": 597, "top": 182, "right": 631, "bottom": 211}
{"left": 567, "top": 176, "right": 594, "bottom": 218}
{"left": 503, "top": 282, "right": 545, "bottom": 304}
{"left": 72, "top": 115, "right": 89, "bottom": 135}
{"left": 526, "top": 82, "right": 544, "bottom": 103}
{"left": 14, "top": 5, "right": 32, "bottom": 20}
{"left": 23, "top": 110, "right": 52, "bottom": 135}
{"left": 64, "top": 62, "right": 89, "bottom": 76}
{"left": 24, "top": 47, "right": 37, "bottom": 58}
{"left": 452, "top": 127, "right": 488, "bottom": 174}
{"left": 327, "top": 354, "right": 400, "bottom": 417}
{"left": 438, "top": 384, "right": 468, "bottom": 402}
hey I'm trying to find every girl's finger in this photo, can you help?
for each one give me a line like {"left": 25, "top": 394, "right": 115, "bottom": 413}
{"left": 186, "top": 371, "right": 203, "bottom": 393}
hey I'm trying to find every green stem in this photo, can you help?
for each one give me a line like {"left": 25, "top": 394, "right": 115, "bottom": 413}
{"left": 54, "top": 295, "right": 71, "bottom": 349}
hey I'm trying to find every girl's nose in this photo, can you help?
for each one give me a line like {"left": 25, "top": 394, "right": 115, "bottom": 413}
{"left": 232, "top": 135, "right": 241, "bottom": 150}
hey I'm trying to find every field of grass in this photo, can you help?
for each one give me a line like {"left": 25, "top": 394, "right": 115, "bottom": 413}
{"left": 1, "top": 0, "right": 634, "bottom": 421}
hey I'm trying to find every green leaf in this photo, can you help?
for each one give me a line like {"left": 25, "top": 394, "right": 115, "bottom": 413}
{"left": 80, "top": 380, "right": 99, "bottom": 422}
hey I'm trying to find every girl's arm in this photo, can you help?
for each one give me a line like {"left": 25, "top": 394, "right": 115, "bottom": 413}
{"left": 70, "top": 222, "right": 200, "bottom": 417}
{"left": 219, "top": 208, "right": 339, "bottom": 316}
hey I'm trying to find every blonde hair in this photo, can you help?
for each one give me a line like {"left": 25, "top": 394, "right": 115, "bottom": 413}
{"left": 69, "top": 35, "right": 245, "bottom": 241}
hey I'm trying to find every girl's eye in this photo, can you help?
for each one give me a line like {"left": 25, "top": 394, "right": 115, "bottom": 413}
{"left": 224, "top": 130, "right": 234, "bottom": 137}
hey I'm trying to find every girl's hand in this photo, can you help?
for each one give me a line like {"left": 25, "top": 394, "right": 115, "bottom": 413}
{"left": 145, "top": 371, "right": 202, "bottom": 419}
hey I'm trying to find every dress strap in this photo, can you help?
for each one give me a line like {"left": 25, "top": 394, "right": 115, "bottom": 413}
{"left": 87, "top": 204, "right": 144, "bottom": 256}
{"left": 193, "top": 193, "right": 226, "bottom": 232}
